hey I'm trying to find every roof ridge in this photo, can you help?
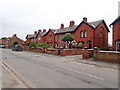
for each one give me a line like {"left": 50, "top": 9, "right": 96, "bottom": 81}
{"left": 88, "top": 19, "right": 104, "bottom": 23}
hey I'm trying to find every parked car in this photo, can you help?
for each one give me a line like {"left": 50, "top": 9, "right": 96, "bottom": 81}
{"left": 0, "top": 44, "right": 6, "bottom": 48}
{"left": 12, "top": 45, "right": 22, "bottom": 51}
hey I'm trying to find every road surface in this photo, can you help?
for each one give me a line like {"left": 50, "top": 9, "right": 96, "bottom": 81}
{"left": 1, "top": 48, "right": 119, "bottom": 88}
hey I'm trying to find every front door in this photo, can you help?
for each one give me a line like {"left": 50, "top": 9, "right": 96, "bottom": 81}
{"left": 116, "top": 41, "right": 120, "bottom": 51}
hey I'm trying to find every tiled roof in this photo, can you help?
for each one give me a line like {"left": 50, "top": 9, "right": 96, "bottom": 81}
{"left": 26, "top": 34, "right": 37, "bottom": 39}
{"left": 88, "top": 19, "right": 104, "bottom": 28}
{"left": 110, "top": 16, "right": 120, "bottom": 26}
{"left": 43, "top": 29, "right": 57, "bottom": 35}
{"left": 38, "top": 32, "right": 46, "bottom": 36}
{"left": 55, "top": 19, "right": 104, "bottom": 34}
{"left": 55, "top": 25, "right": 78, "bottom": 34}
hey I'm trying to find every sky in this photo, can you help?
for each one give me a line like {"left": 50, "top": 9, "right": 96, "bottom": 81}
{"left": 0, "top": 0, "right": 119, "bottom": 44}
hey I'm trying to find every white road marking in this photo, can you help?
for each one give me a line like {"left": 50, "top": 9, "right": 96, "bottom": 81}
{"left": 34, "top": 55, "right": 40, "bottom": 56}
{"left": 67, "top": 68, "right": 104, "bottom": 80}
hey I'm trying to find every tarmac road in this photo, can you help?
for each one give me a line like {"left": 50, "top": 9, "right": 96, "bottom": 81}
{"left": 1, "top": 48, "right": 119, "bottom": 88}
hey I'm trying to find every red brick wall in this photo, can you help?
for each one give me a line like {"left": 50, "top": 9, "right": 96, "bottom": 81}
{"left": 94, "top": 51, "right": 120, "bottom": 63}
{"left": 95, "top": 22, "right": 108, "bottom": 48}
{"left": 36, "top": 34, "right": 43, "bottom": 44}
{"left": 45, "top": 48, "right": 59, "bottom": 55}
{"left": 43, "top": 35, "right": 47, "bottom": 42}
{"left": 73, "top": 23, "right": 94, "bottom": 48}
{"left": 46, "top": 30, "right": 55, "bottom": 47}
{"left": 60, "top": 49, "right": 83, "bottom": 56}
{"left": 112, "top": 21, "right": 120, "bottom": 50}
{"left": 55, "top": 34, "right": 65, "bottom": 48}
{"left": 8, "top": 34, "right": 24, "bottom": 48}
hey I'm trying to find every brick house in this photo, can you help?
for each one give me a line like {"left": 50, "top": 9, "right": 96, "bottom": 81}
{"left": 54, "top": 22, "right": 77, "bottom": 48}
{"left": 54, "top": 17, "right": 109, "bottom": 49}
{"left": 0, "top": 38, "right": 9, "bottom": 46}
{"left": 25, "top": 17, "right": 109, "bottom": 49}
{"left": 73, "top": 17, "right": 109, "bottom": 48}
{"left": 110, "top": 16, "right": 120, "bottom": 51}
{"left": 8, "top": 34, "right": 24, "bottom": 48}
{"left": 35, "top": 29, "right": 46, "bottom": 44}
{"left": 26, "top": 31, "right": 37, "bottom": 45}
{"left": 43, "top": 29, "right": 56, "bottom": 47}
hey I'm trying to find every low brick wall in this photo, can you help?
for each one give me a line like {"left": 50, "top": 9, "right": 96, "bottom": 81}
{"left": 23, "top": 47, "right": 45, "bottom": 53}
{"left": 23, "top": 47, "right": 94, "bottom": 58}
{"left": 45, "top": 48, "right": 59, "bottom": 55}
{"left": 60, "top": 49, "right": 83, "bottom": 56}
{"left": 94, "top": 51, "right": 120, "bottom": 63}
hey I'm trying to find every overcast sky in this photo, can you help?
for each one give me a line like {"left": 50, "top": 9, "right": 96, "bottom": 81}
{"left": 0, "top": 0, "right": 119, "bottom": 44}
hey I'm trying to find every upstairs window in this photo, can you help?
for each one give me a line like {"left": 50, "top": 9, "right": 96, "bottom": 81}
{"left": 81, "top": 31, "right": 84, "bottom": 38}
{"left": 100, "top": 32, "right": 103, "bottom": 38}
{"left": 49, "top": 35, "right": 52, "bottom": 40}
{"left": 84, "top": 30, "right": 87, "bottom": 38}
{"left": 80, "top": 30, "right": 87, "bottom": 38}
{"left": 38, "top": 37, "right": 40, "bottom": 40}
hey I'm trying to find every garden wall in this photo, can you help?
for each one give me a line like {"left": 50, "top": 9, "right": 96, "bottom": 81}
{"left": 60, "top": 49, "right": 83, "bottom": 56}
{"left": 45, "top": 48, "right": 59, "bottom": 55}
{"left": 94, "top": 51, "right": 120, "bottom": 63}
{"left": 23, "top": 47, "right": 94, "bottom": 59}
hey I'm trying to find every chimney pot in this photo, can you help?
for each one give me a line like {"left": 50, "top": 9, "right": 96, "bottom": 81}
{"left": 34, "top": 31, "right": 37, "bottom": 34}
{"left": 60, "top": 23, "right": 64, "bottom": 29}
{"left": 43, "top": 29, "right": 46, "bottom": 32}
{"left": 38, "top": 29, "right": 42, "bottom": 32}
{"left": 69, "top": 21, "right": 75, "bottom": 27}
{"left": 83, "top": 17, "right": 87, "bottom": 22}
{"left": 13, "top": 34, "right": 17, "bottom": 36}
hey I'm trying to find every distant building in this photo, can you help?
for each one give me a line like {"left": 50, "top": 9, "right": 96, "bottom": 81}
{"left": 110, "top": 16, "right": 120, "bottom": 51}
{"left": 25, "top": 31, "right": 38, "bottom": 45}
{"left": 36, "top": 29, "right": 46, "bottom": 44}
{"left": 8, "top": 34, "right": 24, "bottom": 48}
{"left": 0, "top": 38, "right": 9, "bottom": 46}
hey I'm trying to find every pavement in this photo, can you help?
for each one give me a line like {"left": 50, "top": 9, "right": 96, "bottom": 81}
{"left": 50, "top": 54, "right": 119, "bottom": 70}
{"left": 0, "top": 50, "right": 25, "bottom": 88}
{"left": 73, "top": 55, "right": 118, "bottom": 70}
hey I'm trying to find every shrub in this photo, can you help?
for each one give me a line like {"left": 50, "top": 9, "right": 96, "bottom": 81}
{"left": 29, "top": 43, "right": 36, "bottom": 48}
{"left": 99, "top": 47, "right": 109, "bottom": 51}
{"left": 35, "top": 44, "right": 43, "bottom": 48}
{"left": 13, "top": 41, "right": 18, "bottom": 46}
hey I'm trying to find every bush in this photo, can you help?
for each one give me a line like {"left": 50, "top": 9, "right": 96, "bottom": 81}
{"left": 41, "top": 42, "right": 49, "bottom": 48}
{"left": 29, "top": 43, "right": 36, "bottom": 48}
{"left": 35, "top": 44, "right": 43, "bottom": 48}
{"left": 89, "top": 52, "right": 93, "bottom": 58}
{"left": 73, "top": 42, "right": 83, "bottom": 48}
{"left": 47, "top": 47, "right": 54, "bottom": 49}
{"left": 99, "top": 47, "right": 109, "bottom": 51}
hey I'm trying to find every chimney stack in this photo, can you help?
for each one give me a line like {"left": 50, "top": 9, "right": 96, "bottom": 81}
{"left": 43, "top": 29, "right": 46, "bottom": 32}
{"left": 83, "top": 17, "right": 87, "bottom": 22}
{"left": 69, "top": 21, "right": 75, "bottom": 27}
{"left": 60, "top": 23, "right": 64, "bottom": 29}
{"left": 34, "top": 31, "right": 37, "bottom": 34}
{"left": 13, "top": 34, "right": 17, "bottom": 37}
{"left": 38, "top": 29, "right": 42, "bottom": 32}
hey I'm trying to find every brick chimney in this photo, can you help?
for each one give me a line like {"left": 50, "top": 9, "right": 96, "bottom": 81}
{"left": 43, "top": 29, "right": 46, "bottom": 32}
{"left": 83, "top": 17, "right": 87, "bottom": 22}
{"left": 60, "top": 23, "right": 64, "bottom": 29}
{"left": 13, "top": 34, "right": 17, "bottom": 37}
{"left": 34, "top": 31, "right": 37, "bottom": 34}
{"left": 69, "top": 21, "right": 75, "bottom": 27}
{"left": 38, "top": 29, "right": 42, "bottom": 32}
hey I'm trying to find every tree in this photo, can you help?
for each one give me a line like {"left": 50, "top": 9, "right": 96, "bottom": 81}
{"left": 13, "top": 41, "right": 18, "bottom": 46}
{"left": 62, "top": 33, "right": 74, "bottom": 48}
{"left": 1, "top": 37, "right": 8, "bottom": 40}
